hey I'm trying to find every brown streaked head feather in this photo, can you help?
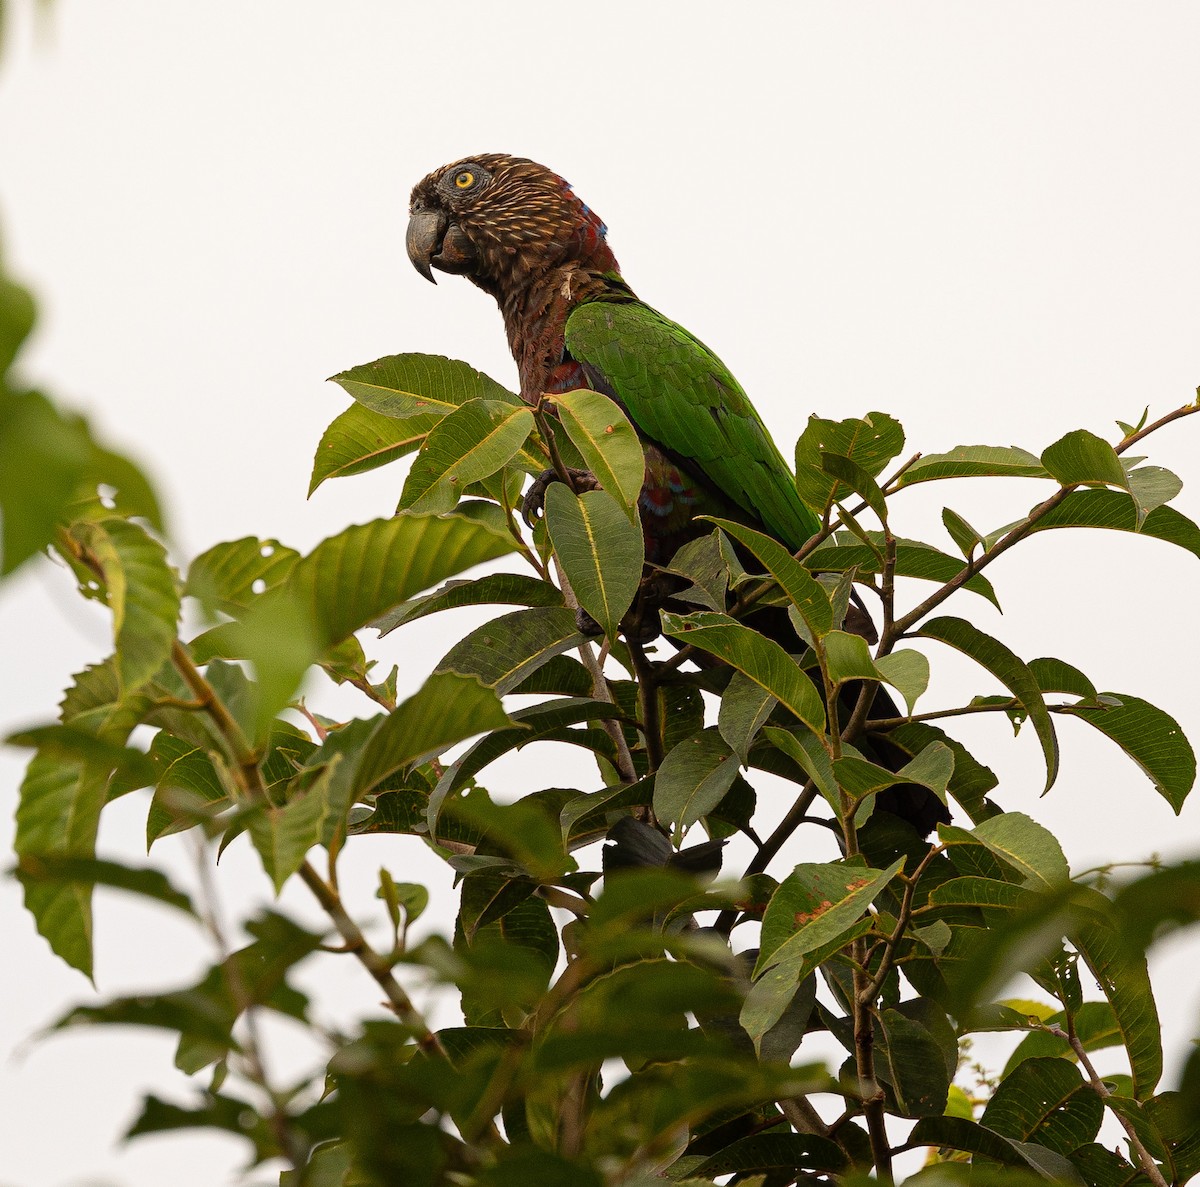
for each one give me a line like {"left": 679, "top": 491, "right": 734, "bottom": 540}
{"left": 407, "top": 153, "right": 619, "bottom": 297}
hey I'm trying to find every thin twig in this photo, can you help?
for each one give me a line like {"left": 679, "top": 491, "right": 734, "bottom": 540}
{"left": 552, "top": 556, "right": 637, "bottom": 783}
{"left": 857, "top": 844, "right": 945, "bottom": 1005}
{"left": 190, "top": 833, "right": 304, "bottom": 1170}
{"left": 1052, "top": 1022, "right": 1170, "bottom": 1187}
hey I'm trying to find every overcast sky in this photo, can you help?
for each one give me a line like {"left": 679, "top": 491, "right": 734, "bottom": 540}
{"left": 2, "top": 3, "right": 1200, "bottom": 1184}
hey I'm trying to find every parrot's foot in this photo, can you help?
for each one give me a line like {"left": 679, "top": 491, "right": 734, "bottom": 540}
{"left": 521, "top": 466, "right": 603, "bottom": 527}
{"left": 574, "top": 606, "right": 604, "bottom": 637}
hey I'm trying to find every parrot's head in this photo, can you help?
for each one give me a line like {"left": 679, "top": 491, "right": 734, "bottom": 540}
{"left": 406, "top": 153, "right": 618, "bottom": 296}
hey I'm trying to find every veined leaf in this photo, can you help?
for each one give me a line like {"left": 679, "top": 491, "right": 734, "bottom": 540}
{"left": 705, "top": 518, "right": 833, "bottom": 639}
{"left": 330, "top": 352, "right": 519, "bottom": 419}
{"left": 353, "top": 673, "right": 512, "bottom": 797}
{"left": 942, "top": 507, "right": 984, "bottom": 559}
{"left": 284, "top": 509, "right": 518, "bottom": 649}
{"left": 875, "top": 649, "right": 930, "bottom": 713}
{"left": 662, "top": 611, "right": 826, "bottom": 733}
{"left": 757, "top": 859, "right": 903, "bottom": 973}
{"left": 14, "top": 751, "right": 111, "bottom": 976}
{"left": 794, "top": 412, "right": 904, "bottom": 514}
{"left": 248, "top": 759, "right": 340, "bottom": 894}
{"left": 309, "top": 402, "right": 442, "bottom": 495}
{"left": 544, "top": 485, "right": 643, "bottom": 639}
{"left": 1027, "top": 488, "right": 1200, "bottom": 559}
{"left": 897, "top": 445, "right": 1049, "bottom": 486}
{"left": 917, "top": 617, "right": 1058, "bottom": 792}
{"left": 1062, "top": 693, "right": 1194, "bottom": 812}
{"left": 1041, "top": 428, "right": 1128, "bottom": 489}
{"left": 68, "top": 517, "right": 180, "bottom": 693}
{"left": 804, "top": 537, "right": 1001, "bottom": 607}
{"left": 973, "top": 813, "right": 1070, "bottom": 890}
{"left": 398, "top": 399, "right": 534, "bottom": 516}
{"left": 184, "top": 537, "right": 300, "bottom": 615}
{"left": 551, "top": 387, "right": 644, "bottom": 516}
{"left": 718, "top": 670, "right": 778, "bottom": 763}
{"left": 821, "top": 452, "right": 888, "bottom": 520}
{"left": 434, "top": 606, "right": 586, "bottom": 694}
{"left": 374, "top": 572, "right": 562, "bottom": 637}
{"left": 652, "top": 728, "right": 740, "bottom": 840}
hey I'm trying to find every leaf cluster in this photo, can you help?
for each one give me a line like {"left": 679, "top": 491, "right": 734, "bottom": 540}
{"left": 6, "top": 328, "right": 1200, "bottom": 1186}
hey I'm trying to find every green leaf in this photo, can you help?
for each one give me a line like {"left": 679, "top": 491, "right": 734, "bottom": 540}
{"left": 0, "top": 255, "right": 37, "bottom": 373}
{"left": 652, "top": 728, "right": 740, "bottom": 840}
{"left": 757, "top": 859, "right": 903, "bottom": 973}
{"left": 1041, "top": 429, "right": 1128, "bottom": 488}
{"left": 0, "top": 389, "right": 91, "bottom": 575}
{"left": 981, "top": 1057, "right": 1103, "bottom": 1156}
{"left": 718, "top": 670, "right": 778, "bottom": 763}
{"left": 330, "top": 352, "right": 520, "bottom": 419}
{"left": 14, "top": 749, "right": 114, "bottom": 977}
{"left": 184, "top": 536, "right": 300, "bottom": 615}
{"left": 663, "top": 530, "right": 734, "bottom": 610}
{"left": 904, "top": 1116, "right": 1083, "bottom": 1177}
{"left": 761, "top": 724, "right": 838, "bottom": 806}
{"left": 1026, "top": 488, "right": 1200, "bottom": 560}
{"left": 821, "top": 452, "right": 888, "bottom": 520}
{"left": 1028, "top": 657, "right": 1099, "bottom": 701}
{"left": 354, "top": 673, "right": 513, "bottom": 796}
{"left": 1061, "top": 694, "right": 1195, "bottom": 812}
{"left": 434, "top": 606, "right": 586, "bottom": 694}
{"left": 689, "top": 1133, "right": 848, "bottom": 1176}
{"left": 1125, "top": 464, "right": 1183, "bottom": 524}
{"left": 794, "top": 412, "right": 905, "bottom": 513}
{"left": 281, "top": 509, "right": 518, "bottom": 651}
{"left": 662, "top": 611, "right": 826, "bottom": 733}
{"left": 875, "top": 1009, "right": 952, "bottom": 1117}
{"left": 897, "top": 445, "right": 1049, "bottom": 486}
{"left": 544, "top": 484, "right": 643, "bottom": 639}
{"left": 973, "top": 813, "right": 1070, "bottom": 890}
{"left": 374, "top": 572, "right": 562, "bottom": 636}
{"left": 918, "top": 616, "right": 1058, "bottom": 792}
{"left": 399, "top": 399, "right": 534, "bottom": 515}
{"left": 741, "top": 918, "right": 874, "bottom": 1043}
{"left": 248, "top": 759, "right": 339, "bottom": 893}
{"left": 706, "top": 518, "right": 833, "bottom": 639}
{"left": 309, "top": 402, "right": 442, "bottom": 494}
{"left": 823, "top": 629, "right": 882, "bottom": 685}
{"left": 124, "top": 1092, "right": 277, "bottom": 1161}
{"left": 804, "top": 537, "right": 1001, "bottom": 607}
{"left": 454, "top": 798, "right": 574, "bottom": 883}
{"left": 13, "top": 855, "right": 196, "bottom": 917}
{"left": 1070, "top": 886, "right": 1163, "bottom": 1100}
{"left": 551, "top": 387, "right": 645, "bottom": 516}
{"left": 875, "top": 650, "right": 930, "bottom": 713}
{"left": 68, "top": 517, "right": 180, "bottom": 693}
{"left": 942, "top": 507, "right": 984, "bottom": 559}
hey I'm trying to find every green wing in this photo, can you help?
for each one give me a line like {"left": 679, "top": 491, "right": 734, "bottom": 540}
{"left": 564, "top": 299, "right": 820, "bottom": 550}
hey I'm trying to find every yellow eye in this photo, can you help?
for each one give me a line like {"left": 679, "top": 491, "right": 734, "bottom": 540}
{"left": 454, "top": 170, "right": 475, "bottom": 189}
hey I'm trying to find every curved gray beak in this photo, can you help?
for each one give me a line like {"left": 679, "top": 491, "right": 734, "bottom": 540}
{"left": 406, "top": 208, "right": 447, "bottom": 284}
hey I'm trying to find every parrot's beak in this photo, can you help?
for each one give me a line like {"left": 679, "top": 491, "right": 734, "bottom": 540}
{"left": 406, "top": 208, "right": 478, "bottom": 284}
{"left": 406, "top": 208, "right": 445, "bottom": 284}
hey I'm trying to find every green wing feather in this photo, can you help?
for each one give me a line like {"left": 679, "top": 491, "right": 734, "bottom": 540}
{"left": 564, "top": 299, "right": 821, "bottom": 550}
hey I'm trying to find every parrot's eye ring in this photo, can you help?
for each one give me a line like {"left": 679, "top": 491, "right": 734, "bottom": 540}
{"left": 454, "top": 170, "right": 475, "bottom": 190}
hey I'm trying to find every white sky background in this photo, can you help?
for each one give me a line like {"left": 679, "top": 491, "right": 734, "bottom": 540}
{"left": 1, "top": 2, "right": 1199, "bottom": 1184}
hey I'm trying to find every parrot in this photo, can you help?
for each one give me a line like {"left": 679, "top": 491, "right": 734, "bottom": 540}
{"left": 406, "top": 153, "right": 950, "bottom": 836}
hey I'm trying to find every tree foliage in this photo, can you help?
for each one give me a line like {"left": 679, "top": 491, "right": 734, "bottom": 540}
{"left": 5, "top": 235, "right": 1200, "bottom": 1184}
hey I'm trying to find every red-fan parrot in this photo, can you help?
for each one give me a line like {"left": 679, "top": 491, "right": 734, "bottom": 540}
{"left": 406, "top": 153, "right": 950, "bottom": 835}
